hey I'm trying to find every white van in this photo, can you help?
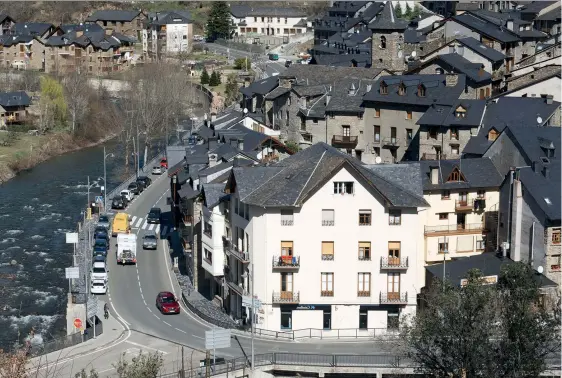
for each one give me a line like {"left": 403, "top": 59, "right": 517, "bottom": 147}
{"left": 91, "top": 279, "right": 107, "bottom": 295}
{"left": 120, "top": 189, "right": 134, "bottom": 202}
{"left": 91, "top": 262, "right": 109, "bottom": 282}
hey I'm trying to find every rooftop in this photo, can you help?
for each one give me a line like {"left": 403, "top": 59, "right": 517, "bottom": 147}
{"left": 451, "top": 13, "right": 521, "bottom": 43}
{"left": 0, "top": 91, "right": 31, "bottom": 107}
{"left": 418, "top": 157, "right": 503, "bottom": 191}
{"left": 417, "top": 99, "right": 486, "bottom": 127}
{"left": 368, "top": 2, "right": 409, "bottom": 31}
{"left": 411, "top": 53, "right": 492, "bottom": 83}
{"left": 229, "top": 5, "right": 306, "bottom": 18}
{"left": 86, "top": 10, "right": 142, "bottom": 22}
{"left": 456, "top": 37, "right": 506, "bottom": 63}
{"left": 281, "top": 65, "right": 383, "bottom": 86}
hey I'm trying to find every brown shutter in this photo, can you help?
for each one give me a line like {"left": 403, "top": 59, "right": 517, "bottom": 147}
{"left": 322, "top": 241, "right": 334, "bottom": 255}
{"left": 388, "top": 241, "right": 401, "bottom": 249}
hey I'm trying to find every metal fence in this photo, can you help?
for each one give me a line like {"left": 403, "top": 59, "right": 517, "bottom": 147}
{"left": 26, "top": 332, "right": 83, "bottom": 358}
{"left": 250, "top": 327, "right": 401, "bottom": 341}
{"left": 72, "top": 217, "right": 95, "bottom": 305}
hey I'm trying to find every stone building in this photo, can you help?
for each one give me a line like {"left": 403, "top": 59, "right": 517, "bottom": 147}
{"left": 0, "top": 34, "right": 46, "bottom": 70}
{"left": 85, "top": 10, "right": 145, "bottom": 41}
{"left": 0, "top": 14, "right": 16, "bottom": 35}
{"left": 369, "top": 2, "right": 409, "bottom": 72}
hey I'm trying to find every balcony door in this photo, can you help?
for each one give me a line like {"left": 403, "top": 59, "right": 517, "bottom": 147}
{"left": 459, "top": 192, "right": 468, "bottom": 205}
{"left": 281, "top": 272, "right": 293, "bottom": 299}
{"left": 457, "top": 213, "right": 466, "bottom": 230}
{"left": 388, "top": 242, "right": 401, "bottom": 266}
{"left": 387, "top": 273, "right": 400, "bottom": 300}
{"left": 281, "top": 241, "right": 293, "bottom": 256}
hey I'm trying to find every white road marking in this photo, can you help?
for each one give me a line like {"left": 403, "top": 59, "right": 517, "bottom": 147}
{"left": 118, "top": 316, "right": 130, "bottom": 326}
{"left": 142, "top": 221, "right": 148, "bottom": 230}
{"left": 134, "top": 218, "right": 143, "bottom": 227}
{"left": 163, "top": 321, "right": 172, "bottom": 326}
{"left": 156, "top": 225, "right": 160, "bottom": 233}
{"left": 162, "top": 226, "right": 167, "bottom": 235}
{"left": 143, "top": 299, "right": 147, "bottom": 305}
{"left": 153, "top": 313, "right": 161, "bottom": 320}
{"left": 191, "top": 334, "right": 204, "bottom": 340}
{"left": 175, "top": 328, "right": 187, "bottom": 333}
{"left": 131, "top": 216, "right": 137, "bottom": 224}
{"left": 147, "top": 308, "right": 153, "bottom": 313}
{"left": 148, "top": 223, "right": 155, "bottom": 231}
{"left": 126, "top": 340, "right": 169, "bottom": 354}
{"left": 99, "top": 368, "right": 114, "bottom": 374}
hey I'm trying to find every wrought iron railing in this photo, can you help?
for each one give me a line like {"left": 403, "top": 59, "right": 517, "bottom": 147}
{"left": 380, "top": 291, "right": 408, "bottom": 304}
{"left": 272, "top": 291, "right": 300, "bottom": 303}
{"left": 272, "top": 255, "right": 300, "bottom": 269}
{"left": 380, "top": 256, "right": 409, "bottom": 269}
{"left": 424, "top": 223, "right": 485, "bottom": 235}
{"left": 222, "top": 236, "right": 250, "bottom": 262}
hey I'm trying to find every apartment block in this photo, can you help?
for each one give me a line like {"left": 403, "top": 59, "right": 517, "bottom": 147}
{"left": 144, "top": 11, "right": 192, "bottom": 61}
{"left": 230, "top": 5, "right": 307, "bottom": 37}
{"left": 85, "top": 10, "right": 145, "bottom": 41}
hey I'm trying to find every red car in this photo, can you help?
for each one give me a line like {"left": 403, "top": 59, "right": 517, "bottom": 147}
{"left": 160, "top": 158, "right": 168, "bottom": 169}
{"left": 156, "top": 291, "right": 180, "bottom": 314}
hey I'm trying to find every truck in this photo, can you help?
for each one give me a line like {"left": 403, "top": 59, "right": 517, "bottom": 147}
{"left": 117, "top": 233, "right": 137, "bottom": 265}
{"left": 112, "top": 212, "right": 130, "bottom": 237}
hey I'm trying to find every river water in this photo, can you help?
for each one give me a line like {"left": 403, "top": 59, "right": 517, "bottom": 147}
{"left": 0, "top": 139, "right": 162, "bottom": 350}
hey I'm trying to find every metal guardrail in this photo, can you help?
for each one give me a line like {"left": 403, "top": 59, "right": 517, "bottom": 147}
{"left": 424, "top": 223, "right": 485, "bottom": 235}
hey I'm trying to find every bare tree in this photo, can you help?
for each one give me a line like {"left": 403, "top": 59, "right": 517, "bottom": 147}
{"left": 114, "top": 351, "right": 164, "bottom": 378}
{"left": 63, "top": 70, "right": 89, "bottom": 134}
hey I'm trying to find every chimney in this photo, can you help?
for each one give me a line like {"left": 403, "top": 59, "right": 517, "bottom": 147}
{"left": 506, "top": 19, "right": 514, "bottom": 31}
{"left": 430, "top": 166, "right": 439, "bottom": 185}
{"left": 207, "top": 136, "right": 218, "bottom": 151}
{"left": 542, "top": 165, "right": 550, "bottom": 179}
{"left": 76, "top": 30, "right": 84, "bottom": 38}
{"left": 546, "top": 95, "right": 553, "bottom": 105}
{"left": 211, "top": 112, "right": 217, "bottom": 122}
{"left": 229, "top": 138, "right": 237, "bottom": 147}
{"left": 348, "top": 82, "right": 356, "bottom": 95}
{"left": 237, "top": 138, "right": 244, "bottom": 151}
{"left": 106, "top": 28, "right": 113, "bottom": 36}
{"left": 445, "top": 74, "right": 458, "bottom": 87}
{"left": 208, "top": 153, "right": 218, "bottom": 167}
{"left": 532, "top": 160, "right": 540, "bottom": 173}
{"left": 244, "top": 78, "right": 250, "bottom": 88}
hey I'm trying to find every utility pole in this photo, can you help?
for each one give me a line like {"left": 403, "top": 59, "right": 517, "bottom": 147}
{"left": 251, "top": 262, "right": 255, "bottom": 371}
{"left": 205, "top": 350, "right": 211, "bottom": 378}
{"left": 181, "top": 346, "right": 185, "bottom": 378}
{"left": 136, "top": 121, "right": 140, "bottom": 178}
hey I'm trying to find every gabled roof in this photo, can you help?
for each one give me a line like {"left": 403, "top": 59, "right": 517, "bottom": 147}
{"left": 450, "top": 13, "right": 520, "bottom": 43}
{"left": 417, "top": 99, "right": 486, "bottom": 127}
{"left": 418, "top": 157, "right": 503, "bottom": 190}
{"left": 326, "top": 79, "right": 375, "bottom": 113}
{"left": 86, "top": 10, "right": 142, "bottom": 22}
{"left": 11, "top": 22, "right": 53, "bottom": 37}
{"left": 0, "top": 91, "right": 31, "bottom": 107}
{"left": 368, "top": 1, "right": 408, "bottom": 31}
{"left": 148, "top": 11, "right": 191, "bottom": 26}
{"left": 281, "top": 65, "right": 383, "bottom": 86}
{"left": 456, "top": 37, "right": 506, "bottom": 62}
{"left": 240, "top": 75, "right": 278, "bottom": 97}
{"left": 0, "top": 14, "right": 14, "bottom": 25}
{"left": 410, "top": 53, "right": 492, "bottom": 83}
{"left": 228, "top": 142, "right": 428, "bottom": 208}
{"left": 201, "top": 183, "right": 228, "bottom": 209}
{"left": 311, "top": 54, "right": 372, "bottom": 68}
{"left": 57, "top": 23, "right": 104, "bottom": 34}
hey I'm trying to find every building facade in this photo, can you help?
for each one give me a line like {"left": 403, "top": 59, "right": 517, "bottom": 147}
{"left": 144, "top": 12, "right": 192, "bottom": 60}
{"left": 230, "top": 5, "right": 307, "bottom": 37}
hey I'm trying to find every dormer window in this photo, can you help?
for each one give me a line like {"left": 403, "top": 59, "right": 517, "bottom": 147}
{"left": 447, "top": 167, "right": 466, "bottom": 182}
{"left": 398, "top": 83, "right": 406, "bottom": 96}
{"left": 455, "top": 105, "right": 466, "bottom": 118}
{"left": 488, "top": 128, "right": 499, "bottom": 141}
{"left": 417, "top": 85, "right": 426, "bottom": 97}
{"left": 380, "top": 81, "right": 388, "bottom": 95}
{"left": 380, "top": 36, "right": 386, "bottom": 49}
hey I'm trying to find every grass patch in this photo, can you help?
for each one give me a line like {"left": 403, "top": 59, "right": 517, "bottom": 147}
{"left": 0, "top": 132, "right": 48, "bottom": 163}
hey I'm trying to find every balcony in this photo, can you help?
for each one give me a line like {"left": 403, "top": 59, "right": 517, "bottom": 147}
{"left": 321, "top": 290, "right": 334, "bottom": 297}
{"left": 492, "top": 69, "right": 505, "bottom": 81}
{"left": 272, "top": 255, "right": 300, "bottom": 271}
{"left": 331, "top": 135, "right": 358, "bottom": 148}
{"left": 272, "top": 291, "right": 300, "bottom": 304}
{"left": 281, "top": 219, "right": 293, "bottom": 226}
{"left": 226, "top": 271, "right": 249, "bottom": 296}
{"left": 380, "top": 257, "right": 409, "bottom": 270}
{"left": 358, "top": 290, "right": 370, "bottom": 297}
{"left": 222, "top": 236, "right": 250, "bottom": 263}
{"left": 322, "top": 220, "right": 334, "bottom": 226}
{"left": 182, "top": 214, "right": 193, "bottom": 226}
{"left": 321, "top": 254, "right": 334, "bottom": 261}
{"left": 421, "top": 153, "right": 447, "bottom": 160}
{"left": 380, "top": 291, "right": 408, "bottom": 304}
{"left": 455, "top": 198, "right": 474, "bottom": 211}
{"left": 382, "top": 137, "right": 400, "bottom": 148}
{"left": 424, "top": 223, "right": 486, "bottom": 236}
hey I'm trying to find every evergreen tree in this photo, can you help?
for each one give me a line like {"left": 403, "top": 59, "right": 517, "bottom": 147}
{"left": 411, "top": 4, "right": 421, "bottom": 19}
{"left": 394, "top": 2, "right": 403, "bottom": 18}
{"left": 209, "top": 71, "right": 220, "bottom": 86}
{"left": 224, "top": 73, "right": 240, "bottom": 105}
{"left": 405, "top": 3, "right": 412, "bottom": 19}
{"left": 200, "top": 68, "right": 210, "bottom": 85}
{"left": 206, "top": 1, "right": 231, "bottom": 41}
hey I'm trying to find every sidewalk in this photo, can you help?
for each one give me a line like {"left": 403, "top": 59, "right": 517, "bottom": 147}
{"left": 28, "top": 300, "right": 126, "bottom": 367}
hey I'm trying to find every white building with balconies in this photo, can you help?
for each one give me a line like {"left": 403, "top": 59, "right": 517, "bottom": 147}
{"left": 220, "top": 142, "right": 428, "bottom": 333}
{"left": 230, "top": 5, "right": 307, "bottom": 37}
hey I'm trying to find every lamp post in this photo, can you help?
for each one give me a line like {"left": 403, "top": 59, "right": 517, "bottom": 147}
{"left": 242, "top": 264, "right": 255, "bottom": 371}
{"left": 103, "top": 146, "right": 114, "bottom": 213}
{"left": 442, "top": 236, "right": 449, "bottom": 290}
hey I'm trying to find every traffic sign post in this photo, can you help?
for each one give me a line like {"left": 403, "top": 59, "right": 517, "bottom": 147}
{"left": 95, "top": 196, "right": 103, "bottom": 203}
{"left": 205, "top": 328, "right": 231, "bottom": 368}
{"left": 242, "top": 295, "right": 261, "bottom": 309}
{"left": 65, "top": 267, "right": 80, "bottom": 295}
{"left": 87, "top": 297, "right": 98, "bottom": 339}
{"left": 73, "top": 318, "right": 82, "bottom": 329}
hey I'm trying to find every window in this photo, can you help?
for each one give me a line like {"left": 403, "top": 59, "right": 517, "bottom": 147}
{"left": 387, "top": 272, "right": 400, "bottom": 295}
{"left": 281, "top": 209, "right": 294, "bottom": 226}
{"left": 323, "top": 309, "right": 331, "bottom": 329}
{"left": 285, "top": 18, "right": 288, "bottom": 24}
{"left": 322, "top": 209, "right": 334, "bottom": 226}
{"left": 204, "top": 248, "right": 212, "bottom": 264}
{"left": 398, "top": 83, "right": 406, "bottom": 96}
{"left": 261, "top": 17, "right": 264, "bottom": 22}
{"left": 333, "top": 181, "right": 354, "bottom": 194}
{"left": 428, "top": 128, "right": 438, "bottom": 140}
{"left": 322, "top": 242, "right": 334, "bottom": 261}
{"left": 359, "top": 210, "right": 371, "bottom": 225}
{"left": 388, "top": 242, "right": 401, "bottom": 267}
{"left": 418, "top": 85, "right": 426, "bottom": 97}
{"left": 380, "top": 36, "right": 386, "bottom": 49}
{"left": 389, "top": 210, "right": 401, "bottom": 225}
{"left": 359, "top": 242, "right": 371, "bottom": 261}
{"left": 374, "top": 147, "right": 380, "bottom": 157}
{"left": 374, "top": 126, "right": 381, "bottom": 142}
{"left": 329, "top": 112, "right": 335, "bottom": 119}
{"left": 435, "top": 67, "right": 444, "bottom": 74}
{"left": 203, "top": 222, "right": 212, "bottom": 238}
{"left": 447, "top": 168, "right": 466, "bottom": 182}
{"left": 277, "top": 17, "right": 280, "bottom": 22}
{"left": 281, "top": 272, "right": 293, "bottom": 292}
{"left": 406, "top": 110, "right": 412, "bottom": 120}
{"left": 477, "top": 190, "right": 486, "bottom": 199}
{"left": 375, "top": 108, "right": 380, "bottom": 118}
{"left": 439, "top": 213, "right": 448, "bottom": 220}
{"left": 442, "top": 190, "right": 450, "bottom": 199}
{"left": 451, "top": 145, "right": 459, "bottom": 155}
{"left": 313, "top": 119, "right": 318, "bottom": 124}
{"left": 359, "top": 308, "right": 368, "bottom": 329}
{"left": 380, "top": 82, "right": 388, "bottom": 95}
{"left": 234, "top": 198, "right": 239, "bottom": 215}
{"left": 321, "top": 272, "right": 334, "bottom": 296}
{"left": 553, "top": 228, "right": 561, "bottom": 244}
{"left": 476, "top": 239, "right": 485, "bottom": 250}
{"left": 438, "top": 240, "right": 449, "bottom": 253}
{"left": 342, "top": 125, "right": 350, "bottom": 136}
{"left": 358, "top": 273, "right": 371, "bottom": 296}
{"left": 406, "top": 129, "right": 413, "bottom": 142}
{"left": 449, "top": 45, "right": 455, "bottom": 54}
{"left": 281, "top": 310, "right": 292, "bottom": 329}
{"left": 450, "top": 128, "right": 459, "bottom": 140}
{"left": 488, "top": 128, "right": 499, "bottom": 141}
{"left": 387, "top": 308, "right": 400, "bottom": 330}
{"left": 254, "top": 17, "right": 257, "bottom": 22}
{"left": 281, "top": 241, "right": 293, "bottom": 256}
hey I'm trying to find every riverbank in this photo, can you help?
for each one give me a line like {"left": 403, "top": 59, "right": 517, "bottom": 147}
{"left": 0, "top": 132, "right": 116, "bottom": 185}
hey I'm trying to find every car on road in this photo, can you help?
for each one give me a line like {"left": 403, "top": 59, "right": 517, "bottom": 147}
{"left": 142, "top": 231, "right": 158, "bottom": 250}
{"left": 147, "top": 207, "right": 161, "bottom": 224}
{"left": 93, "top": 254, "right": 107, "bottom": 264}
{"left": 91, "top": 262, "right": 109, "bottom": 282}
{"left": 137, "top": 176, "right": 152, "bottom": 188}
{"left": 112, "top": 196, "right": 127, "bottom": 209}
{"left": 94, "top": 227, "right": 109, "bottom": 242}
{"left": 152, "top": 166, "right": 163, "bottom": 175}
{"left": 128, "top": 182, "right": 142, "bottom": 195}
{"left": 156, "top": 291, "right": 180, "bottom": 314}
{"left": 285, "top": 60, "right": 292, "bottom": 67}
{"left": 93, "top": 239, "right": 108, "bottom": 256}
{"left": 91, "top": 279, "right": 107, "bottom": 295}
{"left": 160, "top": 158, "right": 168, "bottom": 169}
{"left": 120, "top": 189, "right": 134, "bottom": 202}
{"left": 97, "top": 214, "right": 111, "bottom": 230}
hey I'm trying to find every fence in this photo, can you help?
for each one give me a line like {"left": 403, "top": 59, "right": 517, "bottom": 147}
{"left": 251, "top": 327, "right": 401, "bottom": 341}
{"left": 215, "top": 38, "right": 267, "bottom": 54}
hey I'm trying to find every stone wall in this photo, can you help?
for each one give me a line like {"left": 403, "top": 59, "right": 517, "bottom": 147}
{"left": 371, "top": 31, "right": 405, "bottom": 72}
{"left": 545, "top": 226, "right": 562, "bottom": 287}
{"left": 418, "top": 125, "right": 475, "bottom": 159}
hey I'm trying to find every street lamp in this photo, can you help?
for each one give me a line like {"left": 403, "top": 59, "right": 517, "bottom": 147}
{"left": 241, "top": 264, "right": 255, "bottom": 371}
{"left": 442, "top": 236, "right": 449, "bottom": 290}
{"left": 103, "top": 146, "right": 114, "bottom": 213}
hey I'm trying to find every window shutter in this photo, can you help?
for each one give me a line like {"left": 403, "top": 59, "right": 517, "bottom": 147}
{"left": 322, "top": 242, "right": 334, "bottom": 255}
{"left": 281, "top": 241, "right": 293, "bottom": 248}
{"left": 359, "top": 242, "right": 371, "bottom": 248}
{"left": 388, "top": 241, "right": 401, "bottom": 250}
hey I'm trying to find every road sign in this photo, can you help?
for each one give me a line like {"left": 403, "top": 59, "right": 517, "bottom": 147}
{"left": 205, "top": 328, "right": 231, "bottom": 350}
{"left": 65, "top": 267, "right": 80, "bottom": 279}
{"left": 65, "top": 233, "right": 78, "bottom": 244}
{"left": 242, "top": 295, "right": 261, "bottom": 309}
{"left": 87, "top": 298, "right": 98, "bottom": 319}
{"left": 95, "top": 196, "right": 103, "bottom": 203}
{"left": 73, "top": 318, "right": 82, "bottom": 329}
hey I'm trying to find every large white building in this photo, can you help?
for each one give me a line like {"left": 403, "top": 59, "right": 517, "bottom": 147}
{"left": 201, "top": 142, "right": 428, "bottom": 332}
{"left": 143, "top": 11, "right": 192, "bottom": 60}
{"left": 230, "top": 5, "right": 307, "bottom": 37}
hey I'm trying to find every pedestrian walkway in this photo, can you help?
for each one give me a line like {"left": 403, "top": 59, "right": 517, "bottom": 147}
{"left": 129, "top": 215, "right": 169, "bottom": 234}
{"left": 28, "top": 300, "right": 126, "bottom": 369}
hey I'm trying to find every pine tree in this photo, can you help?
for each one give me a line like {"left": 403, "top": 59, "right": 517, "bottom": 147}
{"left": 412, "top": 4, "right": 421, "bottom": 19}
{"left": 209, "top": 71, "right": 220, "bottom": 86}
{"left": 200, "top": 68, "right": 210, "bottom": 85}
{"left": 206, "top": 1, "right": 232, "bottom": 41}
{"left": 405, "top": 3, "right": 413, "bottom": 19}
{"left": 394, "top": 2, "right": 403, "bottom": 18}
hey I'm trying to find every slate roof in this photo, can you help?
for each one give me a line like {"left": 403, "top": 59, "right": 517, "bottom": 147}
{"left": 241, "top": 76, "right": 278, "bottom": 97}
{"left": 363, "top": 74, "right": 466, "bottom": 106}
{"left": 518, "top": 160, "right": 561, "bottom": 221}
{"left": 281, "top": 65, "right": 383, "bottom": 86}
{"left": 456, "top": 37, "right": 506, "bottom": 63}
{"left": 311, "top": 54, "right": 372, "bottom": 68}
{"left": 467, "top": 10, "right": 548, "bottom": 39}
{"left": 293, "top": 84, "right": 330, "bottom": 97}
{"left": 264, "top": 86, "right": 290, "bottom": 99}
{"left": 418, "top": 157, "right": 503, "bottom": 190}
{"left": 0, "top": 91, "right": 31, "bottom": 107}
{"left": 312, "top": 16, "right": 363, "bottom": 32}
{"left": 11, "top": 22, "right": 53, "bottom": 37}
{"left": 413, "top": 53, "right": 492, "bottom": 83}
{"left": 86, "top": 10, "right": 142, "bottom": 22}
{"left": 426, "top": 252, "right": 558, "bottom": 288}
{"left": 0, "top": 34, "right": 37, "bottom": 47}
{"left": 229, "top": 5, "right": 306, "bottom": 18}
{"left": 229, "top": 142, "right": 428, "bottom": 208}
{"left": 201, "top": 183, "right": 227, "bottom": 209}
{"left": 536, "top": 7, "right": 561, "bottom": 21}
{"left": 148, "top": 11, "right": 191, "bottom": 26}
{"left": 462, "top": 97, "right": 561, "bottom": 156}
{"left": 368, "top": 1, "right": 408, "bottom": 31}
{"left": 0, "top": 14, "right": 13, "bottom": 24}
{"left": 520, "top": 1, "right": 557, "bottom": 15}
{"left": 326, "top": 79, "right": 375, "bottom": 113}
{"left": 58, "top": 23, "right": 104, "bottom": 34}
{"left": 451, "top": 13, "right": 521, "bottom": 43}
{"left": 328, "top": 1, "right": 371, "bottom": 16}
{"left": 417, "top": 99, "right": 486, "bottom": 127}
{"left": 177, "top": 184, "right": 200, "bottom": 200}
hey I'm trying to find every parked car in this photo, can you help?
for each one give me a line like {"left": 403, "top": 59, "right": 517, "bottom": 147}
{"left": 91, "top": 279, "right": 107, "bottom": 295}
{"left": 285, "top": 60, "right": 292, "bottom": 67}
{"left": 94, "top": 227, "right": 109, "bottom": 242}
{"left": 142, "top": 231, "right": 158, "bottom": 250}
{"left": 156, "top": 291, "right": 180, "bottom": 314}
{"left": 112, "top": 196, "right": 127, "bottom": 209}
{"left": 160, "top": 158, "right": 168, "bottom": 169}
{"left": 137, "top": 176, "right": 152, "bottom": 187}
{"left": 93, "top": 239, "right": 108, "bottom": 256}
{"left": 93, "top": 254, "right": 107, "bottom": 264}
{"left": 268, "top": 53, "right": 279, "bottom": 61}
{"left": 91, "top": 262, "right": 109, "bottom": 282}
{"left": 120, "top": 189, "right": 134, "bottom": 202}
{"left": 152, "top": 166, "right": 163, "bottom": 175}
{"left": 147, "top": 207, "right": 161, "bottom": 224}
{"left": 128, "top": 182, "right": 141, "bottom": 195}
{"left": 97, "top": 214, "right": 111, "bottom": 230}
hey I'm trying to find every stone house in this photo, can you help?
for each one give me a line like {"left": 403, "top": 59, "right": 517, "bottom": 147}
{"left": 362, "top": 74, "right": 466, "bottom": 164}
{"left": 501, "top": 64, "right": 561, "bottom": 102}
{"left": 0, "top": 91, "right": 31, "bottom": 126}
{"left": 0, "top": 14, "right": 16, "bottom": 35}
{"left": 143, "top": 11, "right": 192, "bottom": 61}
{"left": 513, "top": 42, "right": 561, "bottom": 73}
{"left": 85, "top": 10, "right": 145, "bottom": 41}
{"left": 369, "top": 2, "right": 409, "bottom": 73}
{"left": 10, "top": 22, "right": 55, "bottom": 41}
{"left": 0, "top": 34, "right": 46, "bottom": 70}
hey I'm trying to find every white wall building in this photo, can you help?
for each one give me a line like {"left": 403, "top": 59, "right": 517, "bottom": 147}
{"left": 144, "top": 11, "right": 192, "bottom": 60}
{"left": 218, "top": 143, "right": 427, "bottom": 333}
{"left": 230, "top": 5, "right": 307, "bottom": 37}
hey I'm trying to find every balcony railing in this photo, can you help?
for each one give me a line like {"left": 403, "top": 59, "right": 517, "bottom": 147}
{"left": 455, "top": 198, "right": 474, "bottom": 211}
{"left": 424, "top": 223, "right": 486, "bottom": 236}
{"left": 226, "top": 271, "right": 249, "bottom": 296}
{"left": 382, "top": 137, "right": 400, "bottom": 147}
{"left": 380, "top": 291, "right": 408, "bottom": 304}
{"left": 322, "top": 220, "right": 334, "bottom": 226}
{"left": 272, "top": 291, "right": 300, "bottom": 304}
{"left": 321, "top": 254, "right": 334, "bottom": 261}
{"left": 380, "top": 257, "right": 408, "bottom": 270}
{"left": 358, "top": 290, "right": 370, "bottom": 297}
{"left": 421, "top": 153, "right": 447, "bottom": 160}
{"left": 222, "top": 236, "right": 250, "bottom": 263}
{"left": 182, "top": 214, "right": 193, "bottom": 226}
{"left": 358, "top": 254, "right": 371, "bottom": 261}
{"left": 272, "top": 255, "right": 300, "bottom": 270}
{"left": 281, "top": 219, "right": 294, "bottom": 226}
{"left": 331, "top": 135, "right": 358, "bottom": 148}
{"left": 321, "top": 290, "right": 334, "bottom": 297}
